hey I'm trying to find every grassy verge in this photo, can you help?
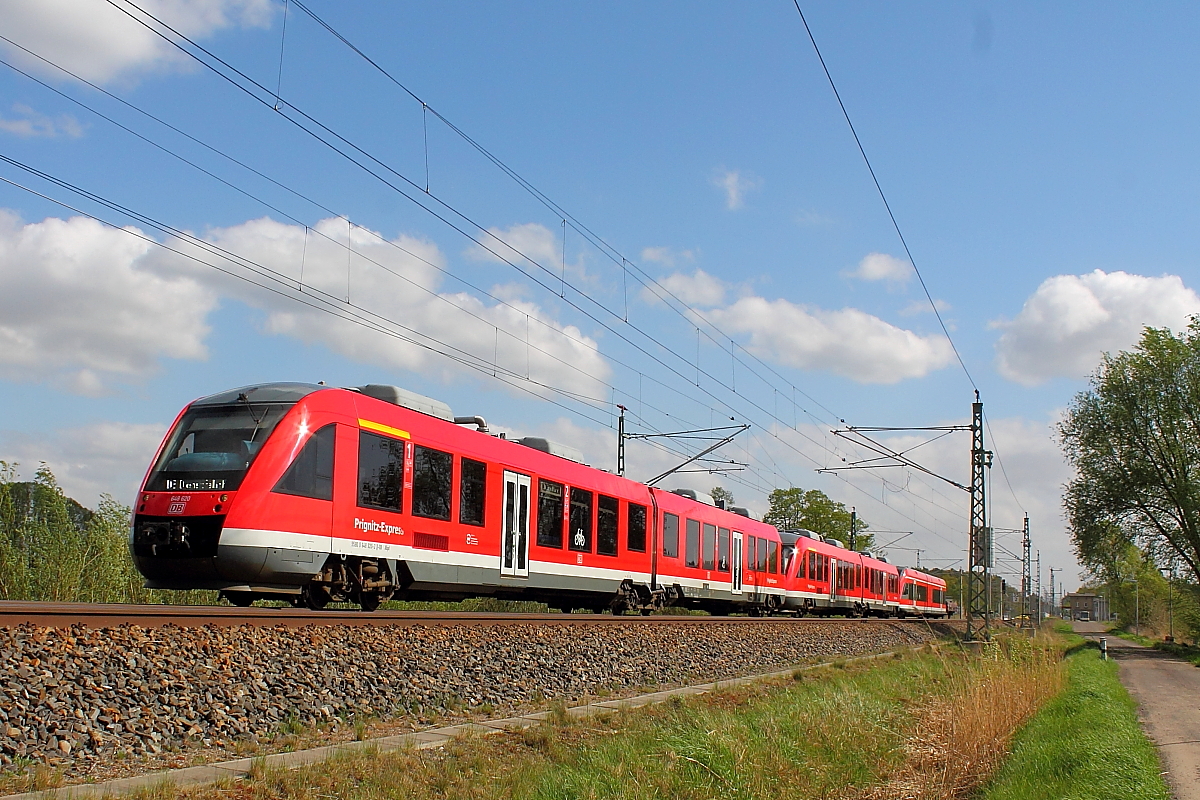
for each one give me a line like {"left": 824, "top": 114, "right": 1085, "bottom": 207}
{"left": 151, "top": 638, "right": 1063, "bottom": 800}
{"left": 979, "top": 634, "right": 1171, "bottom": 800}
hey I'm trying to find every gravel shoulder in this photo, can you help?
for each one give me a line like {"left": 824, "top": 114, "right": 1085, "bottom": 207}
{"left": 0, "top": 619, "right": 952, "bottom": 793}
{"left": 1074, "top": 621, "right": 1200, "bottom": 800}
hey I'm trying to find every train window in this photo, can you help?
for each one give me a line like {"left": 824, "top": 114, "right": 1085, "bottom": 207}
{"left": 757, "top": 539, "right": 768, "bottom": 572}
{"left": 767, "top": 540, "right": 779, "bottom": 574}
{"left": 358, "top": 430, "right": 404, "bottom": 512}
{"left": 934, "top": 589, "right": 944, "bottom": 604}
{"left": 597, "top": 495, "right": 619, "bottom": 556}
{"left": 746, "top": 536, "right": 756, "bottom": 572}
{"left": 536, "top": 480, "right": 564, "bottom": 548}
{"left": 459, "top": 458, "right": 487, "bottom": 526}
{"left": 685, "top": 519, "right": 700, "bottom": 568}
{"left": 662, "top": 513, "right": 679, "bottom": 558}
{"left": 569, "top": 488, "right": 593, "bottom": 552}
{"left": 701, "top": 523, "right": 715, "bottom": 570}
{"left": 917, "top": 585, "right": 929, "bottom": 603}
{"left": 627, "top": 503, "right": 647, "bottom": 553}
{"left": 717, "top": 528, "right": 730, "bottom": 572}
{"left": 807, "top": 551, "right": 815, "bottom": 580}
{"left": 273, "top": 424, "right": 335, "bottom": 501}
{"left": 412, "top": 445, "right": 453, "bottom": 520}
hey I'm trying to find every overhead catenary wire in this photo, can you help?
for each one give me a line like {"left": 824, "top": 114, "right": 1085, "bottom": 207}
{"left": 790, "top": 1, "right": 975, "bottom": 391}
{"left": 2, "top": 6, "right": 964, "bottom": 554}
{"left": 96, "top": 0, "right": 895, "bottom": 497}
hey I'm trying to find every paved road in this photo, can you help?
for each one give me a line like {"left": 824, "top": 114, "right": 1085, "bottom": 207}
{"left": 1075, "top": 622, "right": 1200, "bottom": 799}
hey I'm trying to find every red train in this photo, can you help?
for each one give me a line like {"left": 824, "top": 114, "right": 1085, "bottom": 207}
{"left": 132, "top": 382, "right": 948, "bottom": 617}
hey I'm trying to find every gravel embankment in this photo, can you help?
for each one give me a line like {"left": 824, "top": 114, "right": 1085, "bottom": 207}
{"left": 0, "top": 620, "right": 944, "bottom": 776}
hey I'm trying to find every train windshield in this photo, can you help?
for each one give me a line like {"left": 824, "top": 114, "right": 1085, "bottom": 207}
{"left": 145, "top": 402, "right": 295, "bottom": 492}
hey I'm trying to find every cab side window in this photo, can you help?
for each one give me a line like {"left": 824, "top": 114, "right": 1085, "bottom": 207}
{"left": 662, "top": 512, "right": 679, "bottom": 557}
{"left": 569, "top": 488, "right": 593, "bottom": 552}
{"left": 358, "top": 430, "right": 403, "bottom": 511}
{"left": 412, "top": 445, "right": 452, "bottom": 520}
{"left": 274, "top": 424, "right": 335, "bottom": 500}
{"left": 459, "top": 458, "right": 487, "bottom": 526}
{"left": 627, "top": 503, "right": 647, "bottom": 553}
{"left": 597, "top": 495, "right": 619, "bottom": 556}
{"left": 537, "top": 480, "right": 565, "bottom": 548}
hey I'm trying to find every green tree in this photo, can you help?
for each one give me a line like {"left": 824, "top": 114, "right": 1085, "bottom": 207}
{"left": 1060, "top": 321, "right": 1200, "bottom": 584}
{"left": 762, "top": 487, "right": 873, "bottom": 551}
{"left": 709, "top": 486, "right": 734, "bottom": 508}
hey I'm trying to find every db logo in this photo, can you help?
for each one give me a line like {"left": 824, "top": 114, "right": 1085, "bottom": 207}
{"left": 168, "top": 502, "right": 186, "bottom": 515}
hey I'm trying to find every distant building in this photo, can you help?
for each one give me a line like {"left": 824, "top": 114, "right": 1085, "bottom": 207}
{"left": 1062, "top": 592, "right": 1109, "bottom": 622}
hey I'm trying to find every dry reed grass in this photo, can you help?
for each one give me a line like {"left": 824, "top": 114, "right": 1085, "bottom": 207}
{"left": 853, "top": 634, "right": 1066, "bottom": 800}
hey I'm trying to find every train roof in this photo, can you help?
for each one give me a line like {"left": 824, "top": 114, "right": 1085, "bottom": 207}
{"left": 192, "top": 382, "right": 325, "bottom": 406}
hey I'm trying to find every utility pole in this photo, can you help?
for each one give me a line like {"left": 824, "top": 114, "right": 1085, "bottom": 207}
{"left": 967, "top": 392, "right": 994, "bottom": 641}
{"left": 1049, "top": 567, "right": 1060, "bottom": 619}
{"left": 616, "top": 405, "right": 626, "bottom": 477}
{"left": 850, "top": 509, "right": 857, "bottom": 551}
{"left": 1020, "top": 515, "right": 1032, "bottom": 628}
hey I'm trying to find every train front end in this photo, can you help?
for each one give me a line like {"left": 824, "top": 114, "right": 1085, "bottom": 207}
{"left": 131, "top": 383, "right": 325, "bottom": 595}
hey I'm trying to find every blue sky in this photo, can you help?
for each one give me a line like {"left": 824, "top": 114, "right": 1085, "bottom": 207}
{"left": 3, "top": 1, "right": 1200, "bottom": 591}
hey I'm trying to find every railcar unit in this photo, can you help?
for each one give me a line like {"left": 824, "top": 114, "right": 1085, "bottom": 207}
{"left": 131, "top": 382, "right": 947, "bottom": 618}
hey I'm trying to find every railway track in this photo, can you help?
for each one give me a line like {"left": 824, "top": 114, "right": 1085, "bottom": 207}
{"left": 0, "top": 601, "right": 950, "bottom": 629}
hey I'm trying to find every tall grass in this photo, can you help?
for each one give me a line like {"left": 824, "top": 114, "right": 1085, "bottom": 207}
{"left": 856, "top": 634, "right": 1066, "bottom": 799}
{"left": 0, "top": 462, "right": 216, "bottom": 605}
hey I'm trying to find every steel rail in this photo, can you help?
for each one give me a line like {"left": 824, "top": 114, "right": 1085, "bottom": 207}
{"left": 0, "top": 601, "right": 948, "bottom": 629}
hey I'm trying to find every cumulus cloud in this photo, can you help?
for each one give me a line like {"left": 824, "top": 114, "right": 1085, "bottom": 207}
{"left": 708, "top": 296, "right": 955, "bottom": 383}
{"left": 640, "top": 246, "right": 696, "bottom": 268}
{"left": 0, "top": 0, "right": 273, "bottom": 85}
{"left": 155, "top": 217, "right": 611, "bottom": 398}
{"left": 712, "top": 169, "right": 760, "bottom": 210}
{"left": 467, "top": 222, "right": 591, "bottom": 283}
{"left": 0, "top": 420, "right": 168, "bottom": 505}
{"left": 0, "top": 103, "right": 84, "bottom": 138}
{"left": 0, "top": 211, "right": 215, "bottom": 393}
{"left": 993, "top": 269, "right": 1200, "bottom": 385}
{"left": 846, "top": 252, "right": 912, "bottom": 284}
{"left": 643, "top": 269, "right": 727, "bottom": 308}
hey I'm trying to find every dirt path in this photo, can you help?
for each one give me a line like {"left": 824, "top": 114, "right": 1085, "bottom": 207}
{"left": 1075, "top": 622, "right": 1200, "bottom": 799}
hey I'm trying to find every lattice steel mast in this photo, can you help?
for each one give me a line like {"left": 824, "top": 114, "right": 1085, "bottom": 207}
{"left": 967, "top": 392, "right": 994, "bottom": 641}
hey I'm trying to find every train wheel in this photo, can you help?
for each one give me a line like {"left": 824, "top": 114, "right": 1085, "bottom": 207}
{"left": 221, "top": 591, "right": 254, "bottom": 607}
{"left": 358, "top": 592, "right": 382, "bottom": 612}
{"left": 302, "top": 585, "right": 330, "bottom": 611}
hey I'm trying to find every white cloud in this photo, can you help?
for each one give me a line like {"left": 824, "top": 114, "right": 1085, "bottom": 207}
{"left": 156, "top": 217, "right": 611, "bottom": 398}
{"left": 709, "top": 296, "right": 955, "bottom": 383}
{"left": 467, "top": 222, "right": 591, "bottom": 283}
{"left": 640, "top": 246, "right": 696, "bottom": 268}
{"left": 712, "top": 169, "right": 760, "bottom": 210}
{"left": 900, "top": 298, "right": 951, "bottom": 316}
{"left": 0, "top": 0, "right": 273, "bottom": 85}
{"left": 0, "top": 211, "right": 215, "bottom": 393}
{"left": 0, "top": 103, "right": 84, "bottom": 138}
{"left": 0, "top": 420, "right": 168, "bottom": 505}
{"left": 643, "top": 269, "right": 727, "bottom": 308}
{"left": 993, "top": 270, "right": 1200, "bottom": 386}
{"left": 846, "top": 252, "right": 912, "bottom": 284}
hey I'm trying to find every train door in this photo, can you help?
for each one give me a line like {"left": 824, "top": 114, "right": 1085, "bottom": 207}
{"left": 829, "top": 558, "right": 838, "bottom": 601}
{"left": 501, "top": 471, "right": 530, "bottom": 578}
{"left": 731, "top": 532, "right": 743, "bottom": 594}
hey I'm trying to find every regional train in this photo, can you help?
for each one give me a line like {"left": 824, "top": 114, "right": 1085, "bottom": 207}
{"left": 131, "top": 382, "right": 948, "bottom": 617}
